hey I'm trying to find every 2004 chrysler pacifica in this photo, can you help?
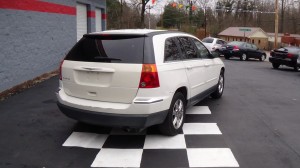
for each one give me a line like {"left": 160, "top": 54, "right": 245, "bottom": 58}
{"left": 56, "top": 29, "right": 225, "bottom": 135}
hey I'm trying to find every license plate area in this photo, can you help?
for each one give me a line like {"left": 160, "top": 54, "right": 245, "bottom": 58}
{"left": 74, "top": 70, "right": 112, "bottom": 87}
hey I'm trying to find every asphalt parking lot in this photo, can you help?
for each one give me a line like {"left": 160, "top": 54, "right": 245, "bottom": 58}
{"left": 0, "top": 58, "right": 300, "bottom": 168}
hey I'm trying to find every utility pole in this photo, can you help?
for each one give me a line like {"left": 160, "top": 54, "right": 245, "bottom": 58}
{"left": 146, "top": 5, "right": 153, "bottom": 29}
{"left": 148, "top": 5, "right": 151, "bottom": 29}
{"left": 275, "top": 0, "right": 279, "bottom": 49}
{"left": 204, "top": 7, "right": 207, "bottom": 37}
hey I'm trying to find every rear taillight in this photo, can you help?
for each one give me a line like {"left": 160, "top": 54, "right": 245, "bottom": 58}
{"left": 139, "top": 64, "right": 160, "bottom": 88}
{"left": 59, "top": 60, "right": 64, "bottom": 80}
{"left": 287, "top": 53, "right": 294, "bottom": 58}
{"left": 233, "top": 46, "right": 239, "bottom": 51}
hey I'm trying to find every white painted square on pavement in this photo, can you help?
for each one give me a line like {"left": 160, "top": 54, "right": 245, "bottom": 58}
{"left": 187, "top": 148, "right": 239, "bottom": 167}
{"left": 186, "top": 106, "right": 211, "bottom": 115}
{"left": 183, "top": 123, "right": 222, "bottom": 135}
{"left": 63, "top": 132, "right": 108, "bottom": 149}
{"left": 91, "top": 149, "right": 143, "bottom": 167}
{"left": 144, "top": 134, "right": 186, "bottom": 149}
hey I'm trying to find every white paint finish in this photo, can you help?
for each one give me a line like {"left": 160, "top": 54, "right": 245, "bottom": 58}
{"left": 187, "top": 148, "right": 239, "bottom": 167}
{"left": 186, "top": 106, "right": 211, "bottom": 115}
{"left": 63, "top": 132, "right": 108, "bottom": 149}
{"left": 61, "top": 61, "right": 142, "bottom": 104}
{"left": 144, "top": 134, "right": 186, "bottom": 149}
{"left": 76, "top": 3, "right": 87, "bottom": 41}
{"left": 110, "top": 128, "right": 147, "bottom": 135}
{"left": 183, "top": 123, "right": 222, "bottom": 135}
{"left": 91, "top": 149, "right": 143, "bottom": 167}
{"left": 95, "top": 8, "right": 102, "bottom": 32}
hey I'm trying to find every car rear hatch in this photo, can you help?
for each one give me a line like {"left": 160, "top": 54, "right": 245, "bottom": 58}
{"left": 61, "top": 34, "right": 147, "bottom": 104}
{"left": 272, "top": 50, "right": 288, "bottom": 59}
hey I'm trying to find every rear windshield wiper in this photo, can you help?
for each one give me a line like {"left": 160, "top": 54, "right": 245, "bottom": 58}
{"left": 94, "top": 57, "right": 122, "bottom": 61}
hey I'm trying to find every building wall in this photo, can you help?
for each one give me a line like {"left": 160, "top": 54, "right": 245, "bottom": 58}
{"left": 0, "top": 0, "right": 106, "bottom": 92}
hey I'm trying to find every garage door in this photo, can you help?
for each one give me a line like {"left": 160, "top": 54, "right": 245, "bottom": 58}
{"left": 95, "top": 8, "right": 102, "bottom": 32}
{"left": 76, "top": 3, "right": 87, "bottom": 41}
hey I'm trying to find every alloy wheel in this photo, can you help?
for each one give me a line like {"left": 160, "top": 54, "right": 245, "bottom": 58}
{"left": 172, "top": 99, "right": 184, "bottom": 129}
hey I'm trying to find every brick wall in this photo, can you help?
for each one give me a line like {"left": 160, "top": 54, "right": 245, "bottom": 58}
{"left": 0, "top": 0, "right": 106, "bottom": 92}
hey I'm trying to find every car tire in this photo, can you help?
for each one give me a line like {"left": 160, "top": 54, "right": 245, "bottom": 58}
{"left": 259, "top": 54, "right": 266, "bottom": 61}
{"left": 240, "top": 53, "right": 247, "bottom": 61}
{"left": 272, "top": 63, "right": 280, "bottom": 69}
{"left": 294, "top": 66, "right": 300, "bottom": 72}
{"left": 225, "top": 55, "right": 230, "bottom": 60}
{"left": 211, "top": 70, "right": 225, "bottom": 99}
{"left": 159, "top": 92, "right": 186, "bottom": 136}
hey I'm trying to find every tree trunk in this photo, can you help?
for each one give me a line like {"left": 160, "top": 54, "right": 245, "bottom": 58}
{"left": 140, "top": 0, "right": 149, "bottom": 28}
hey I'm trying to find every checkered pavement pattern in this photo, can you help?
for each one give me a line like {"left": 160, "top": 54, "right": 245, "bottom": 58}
{"left": 63, "top": 106, "right": 239, "bottom": 168}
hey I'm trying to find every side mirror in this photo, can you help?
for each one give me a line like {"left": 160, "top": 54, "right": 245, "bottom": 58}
{"left": 210, "top": 51, "right": 220, "bottom": 58}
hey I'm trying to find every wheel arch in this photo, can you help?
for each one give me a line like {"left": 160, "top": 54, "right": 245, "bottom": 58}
{"left": 175, "top": 87, "right": 188, "bottom": 102}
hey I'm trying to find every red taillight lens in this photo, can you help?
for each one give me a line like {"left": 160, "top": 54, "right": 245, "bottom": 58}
{"left": 139, "top": 64, "right": 160, "bottom": 88}
{"left": 59, "top": 60, "right": 64, "bottom": 80}
{"left": 287, "top": 53, "right": 294, "bottom": 58}
{"left": 233, "top": 46, "right": 239, "bottom": 51}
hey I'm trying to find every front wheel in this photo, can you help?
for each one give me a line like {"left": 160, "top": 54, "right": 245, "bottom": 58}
{"left": 294, "top": 66, "right": 300, "bottom": 72}
{"left": 211, "top": 70, "right": 225, "bottom": 99}
{"left": 159, "top": 92, "right": 186, "bottom": 136}
{"left": 240, "top": 53, "right": 247, "bottom": 61}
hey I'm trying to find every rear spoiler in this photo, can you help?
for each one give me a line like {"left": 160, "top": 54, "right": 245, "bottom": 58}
{"left": 84, "top": 34, "right": 147, "bottom": 39}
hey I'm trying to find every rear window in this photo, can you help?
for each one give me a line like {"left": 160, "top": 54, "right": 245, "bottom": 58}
{"left": 228, "top": 41, "right": 244, "bottom": 47}
{"left": 202, "top": 38, "right": 214, "bottom": 43}
{"left": 65, "top": 36, "right": 144, "bottom": 63}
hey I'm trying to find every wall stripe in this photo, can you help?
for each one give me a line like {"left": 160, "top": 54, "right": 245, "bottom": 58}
{"left": 87, "top": 11, "right": 95, "bottom": 18}
{"left": 0, "top": 0, "right": 76, "bottom": 15}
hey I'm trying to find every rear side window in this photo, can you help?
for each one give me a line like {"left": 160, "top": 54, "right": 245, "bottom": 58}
{"left": 164, "top": 38, "right": 181, "bottom": 62}
{"left": 178, "top": 37, "right": 198, "bottom": 59}
{"left": 65, "top": 36, "right": 144, "bottom": 63}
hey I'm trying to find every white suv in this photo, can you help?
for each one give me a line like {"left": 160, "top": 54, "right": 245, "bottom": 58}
{"left": 57, "top": 29, "right": 225, "bottom": 135}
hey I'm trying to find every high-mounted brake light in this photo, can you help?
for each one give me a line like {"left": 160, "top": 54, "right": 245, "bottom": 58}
{"left": 139, "top": 64, "right": 160, "bottom": 88}
{"left": 233, "top": 46, "right": 239, "bottom": 51}
{"left": 59, "top": 60, "right": 64, "bottom": 80}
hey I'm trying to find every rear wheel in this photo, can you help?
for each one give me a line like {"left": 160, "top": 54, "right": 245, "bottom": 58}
{"left": 272, "top": 63, "right": 280, "bottom": 69}
{"left": 211, "top": 70, "right": 225, "bottom": 99}
{"left": 294, "top": 66, "right": 300, "bottom": 72}
{"left": 225, "top": 55, "right": 230, "bottom": 60}
{"left": 240, "top": 53, "right": 247, "bottom": 61}
{"left": 259, "top": 54, "right": 266, "bottom": 61}
{"left": 159, "top": 92, "right": 186, "bottom": 136}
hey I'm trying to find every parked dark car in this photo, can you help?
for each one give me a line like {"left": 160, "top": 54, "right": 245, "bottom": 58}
{"left": 269, "top": 47, "right": 300, "bottom": 71}
{"left": 222, "top": 41, "right": 267, "bottom": 61}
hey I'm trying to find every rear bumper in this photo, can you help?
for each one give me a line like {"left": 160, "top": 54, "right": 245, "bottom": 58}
{"left": 57, "top": 102, "right": 168, "bottom": 128}
{"left": 56, "top": 89, "right": 170, "bottom": 128}
{"left": 269, "top": 57, "right": 298, "bottom": 67}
